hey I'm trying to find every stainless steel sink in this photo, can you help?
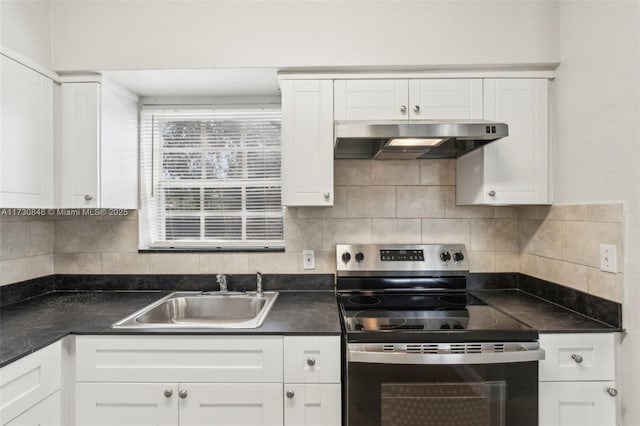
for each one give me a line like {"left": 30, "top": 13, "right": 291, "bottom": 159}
{"left": 112, "top": 291, "right": 279, "bottom": 329}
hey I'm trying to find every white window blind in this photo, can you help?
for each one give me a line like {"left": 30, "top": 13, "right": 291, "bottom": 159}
{"left": 139, "top": 107, "right": 284, "bottom": 250}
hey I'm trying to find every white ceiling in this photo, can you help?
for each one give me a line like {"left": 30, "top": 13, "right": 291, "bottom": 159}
{"left": 101, "top": 68, "right": 280, "bottom": 98}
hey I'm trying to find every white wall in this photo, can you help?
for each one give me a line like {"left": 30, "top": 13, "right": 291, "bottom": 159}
{"left": 552, "top": 2, "right": 640, "bottom": 425}
{"left": 51, "top": 0, "right": 557, "bottom": 71}
{"left": 0, "top": 0, "right": 53, "bottom": 69}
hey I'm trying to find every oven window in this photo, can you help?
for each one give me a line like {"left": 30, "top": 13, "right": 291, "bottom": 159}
{"left": 381, "top": 382, "right": 506, "bottom": 426}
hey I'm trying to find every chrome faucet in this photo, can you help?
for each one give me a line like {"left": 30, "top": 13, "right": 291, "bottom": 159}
{"left": 216, "top": 274, "right": 228, "bottom": 292}
{"left": 256, "top": 272, "right": 263, "bottom": 296}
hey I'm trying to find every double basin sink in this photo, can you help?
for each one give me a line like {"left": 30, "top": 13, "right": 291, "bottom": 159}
{"left": 113, "top": 291, "right": 279, "bottom": 329}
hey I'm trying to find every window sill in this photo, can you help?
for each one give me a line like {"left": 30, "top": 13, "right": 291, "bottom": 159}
{"left": 139, "top": 247, "right": 285, "bottom": 254}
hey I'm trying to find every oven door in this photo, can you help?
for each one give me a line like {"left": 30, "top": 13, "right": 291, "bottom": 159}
{"left": 346, "top": 342, "right": 544, "bottom": 426}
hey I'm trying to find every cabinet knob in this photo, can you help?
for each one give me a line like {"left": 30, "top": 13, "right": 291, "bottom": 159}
{"left": 400, "top": 105, "right": 407, "bottom": 113}
{"left": 164, "top": 389, "right": 173, "bottom": 398}
{"left": 323, "top": 192, "right": 330, "bottom": 199}
{"left": 286, "top": 390, "right": 295, "bottom": 399}
{"left": 179, "top": 390, "right": 188, "bottom": 399}
{"left": 488, "top": 191, "right": 496, "bottom": 197}
{"left": 84, "top": 194, "right": 93, "bottom": 201}
{"left": 413, "top": 105, "right": 420, "bottom": 113}
{"left": 306, "top": 357, "right": 316, "bottom": 366}
{"left": 571, "top": 353, "right": 583, "bottom": 364}
{"left": 606, "top": 387, "right": 618, "bottom": 397}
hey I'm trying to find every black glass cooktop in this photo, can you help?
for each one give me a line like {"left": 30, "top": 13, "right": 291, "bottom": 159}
{"left": 337, "top": 292, "right": 537, "bottom": 342}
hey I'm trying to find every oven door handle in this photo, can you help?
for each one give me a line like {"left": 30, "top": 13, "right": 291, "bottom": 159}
{"left": 348, "top": 344, "right": 545, "bottom": 365}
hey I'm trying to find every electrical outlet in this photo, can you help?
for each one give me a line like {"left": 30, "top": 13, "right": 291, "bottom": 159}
{"left": 303, "top": 250, "right": 315, "bottom": 270}
{"left": 600, "top": 244, "right": 617, "bottom": 273}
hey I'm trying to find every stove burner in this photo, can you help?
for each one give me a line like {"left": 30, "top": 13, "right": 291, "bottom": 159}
{"left": 347, "top": 295, "right": 381, "bottom": 306}
{"left": 353, "top": 310, "right": 407, "bottom": 330}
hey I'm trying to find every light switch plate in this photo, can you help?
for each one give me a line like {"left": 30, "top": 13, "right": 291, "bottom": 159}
{"left": 302, "top": 250, "right": 315, "bottom": 270}
{"left": 600, "top": 244, "right": 617, "bottom": 273}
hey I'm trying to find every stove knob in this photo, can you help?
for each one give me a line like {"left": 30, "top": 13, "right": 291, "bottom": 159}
{"left": 440, "top": 251, "right": 451, "bottom": 262}
{"left": 453, "top": 323, "right": 464, "bottom": 330}
{"left": 453, "top": 251, "right": 465, "bottom": 262}
{"left": 341, "top": 252, "right": 351, "bottom": 263}
{"left": 355, "top": 252, "right": 365, "bottom": 262}
{"left": 440, "top": 323, "right": 451, "bottom": 330}
{"left": 354, "top": 323, "right": 364, "bottom": 331}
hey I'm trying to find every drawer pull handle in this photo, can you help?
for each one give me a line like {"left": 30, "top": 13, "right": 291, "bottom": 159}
{"left": 286, "top": 390, "right": 295, "bottom": 399}
{"left": 307, "top": 357, "right": 316, "bottom": 366}
{"left": 571, "top": 354, "right": 583, "bottom": 363}
{"left": 84, "top": 194, "right": 93, "bottom": 201}
{"left": 606, "top": 387, "right": 618, "bottom": 397}
{"left": 179, "top": 390, "right": 188, "bottom": 399}
{"left": 164, "top": 389, "right": 173, "bottom": 398}
{"left": 413, "top": 105, "right": 420, "bottom": 113}
{"left": 400, "top": 105, "right": 407, "bottom": 113}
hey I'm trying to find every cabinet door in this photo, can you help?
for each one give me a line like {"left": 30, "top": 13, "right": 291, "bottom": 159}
{"left": 0, "top": 56, "right": 54, "bottom": 208}
{"left": 284, "top": 384, "right": 341, "bottom": 426}
{"left": 75, "top": 383, "right": 178, "bottom": 426}
{"left": 0, "top": 341, "right": 61, "bottom": 425}
{"left": 100, "top": 81, "right": 138, "bottom": 208}
{"left": 482, "top": 79, "right": 549, "bottom": 204}
{"left": 334, "top": 79, "right": 408, "bottom": 120}
{"left": 539, "top": 381, "right": 617, "bottom": 426}
{"left": 59, "top": 82, "right": 100, "bottom": 207}
{"left": 179, "top": 383, "right": 282, "bottom": 426}
{"left": 3, "top": 391, "right": 60, "bottom": 426}
{"left": 281, "top": 79, "right": 334, "bottom": 206}
{"left": 408, "top": 79, "right": 482, "bottom": 119}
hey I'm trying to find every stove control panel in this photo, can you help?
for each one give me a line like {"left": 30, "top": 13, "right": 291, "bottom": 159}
{"left": 337, "top": 244, "right": 469, "bottom": 275}
{"left": 380, "top": 249, "right": 424, "bottom": 262}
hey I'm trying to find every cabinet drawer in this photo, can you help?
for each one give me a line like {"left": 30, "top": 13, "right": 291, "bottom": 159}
{"left": 76, "top": 335, "right": 283, "bottom": 383}
{"left": 0, "top": 341, "right": 61, "bottom": 425}
{"left": 539, "top": 333, "right": 615, "bottom": 381}
{"left": 284, "top": 336, "right": 340, "bottom": 383}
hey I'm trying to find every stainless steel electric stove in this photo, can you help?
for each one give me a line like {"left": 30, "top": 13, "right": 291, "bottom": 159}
{"left": 336, "top": 244, "right": 543, "bottom": 426}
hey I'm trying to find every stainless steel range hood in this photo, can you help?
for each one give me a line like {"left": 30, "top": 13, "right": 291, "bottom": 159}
{"left": 334, "top": 120, "right": 508, "bottom": 160}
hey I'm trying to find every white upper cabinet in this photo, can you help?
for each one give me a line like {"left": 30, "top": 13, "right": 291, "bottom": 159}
{"left": 280, "top": 79, "right": 334, "bottom": 206}
{"left": 456, "top": 78, "right": 550, "bottom": 205}
{"left": 0, "top": 56, "right": 54, "bottom": 208}
{"left": 58, "top": 79, "right": 138, "bottom": 208}
{"left": 334, "top": 79, "right": 482, "bottom": 121}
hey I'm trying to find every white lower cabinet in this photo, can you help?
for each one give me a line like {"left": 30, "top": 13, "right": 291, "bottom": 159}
{"left": 284, "top": 384, "right": 341, "bottom": 426}
{"left": 74, "top": 335, "right": 340, "bottom": 426}
{"left": 76, "top": 383, "right": 282, "bottom": 426}
{"left": 0, "top": 342, "right": 62, "bottom": 426}
{"left": 4, "top": 391, "right": 61, "bottom": 426}
{"left": 283, "top": 336, "right": 341, "bottom": 426}
{"left": 539, "top": 381, "right": 617, "bottom": 426}
{"left": 538, "top": 333, "right": 618, "bottom": 426}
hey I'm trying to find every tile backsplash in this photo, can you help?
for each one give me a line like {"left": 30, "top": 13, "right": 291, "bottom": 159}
{"left": 0, "top": 160, "right": 625, "bottom": 303}
{"left": 0, "top": 216, "right": 54, "bottom": 285}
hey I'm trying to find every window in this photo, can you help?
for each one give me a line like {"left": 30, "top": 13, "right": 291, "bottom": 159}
{"left": 139, "top": 107, "right": 284, "bottom": 250}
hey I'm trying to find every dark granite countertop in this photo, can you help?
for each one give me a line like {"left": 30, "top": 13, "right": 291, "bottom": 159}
{"left": 470, "top": 289, "right": 621, "bottom": 333}
{"left": 0, "top": 290, "right": 341, "bottom": 367}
